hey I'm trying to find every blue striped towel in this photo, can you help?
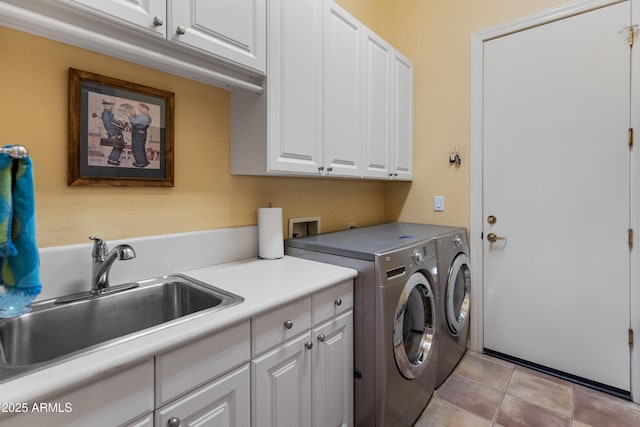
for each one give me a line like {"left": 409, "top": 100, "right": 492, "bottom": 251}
{"left": 0, "top": 151, "right": 41, "bottom": 318}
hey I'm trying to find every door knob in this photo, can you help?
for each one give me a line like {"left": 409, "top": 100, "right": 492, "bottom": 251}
{"left": 487, "top": 232, "right": 506, "bottom": 243}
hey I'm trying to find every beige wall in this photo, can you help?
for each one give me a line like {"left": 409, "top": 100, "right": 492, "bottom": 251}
{"left": 1, "top": 25, "right": 385, "bottom": 248}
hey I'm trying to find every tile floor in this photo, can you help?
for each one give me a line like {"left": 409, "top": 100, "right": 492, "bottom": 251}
{"left": 415, "top": 351, "right": 640, "bottom": 427}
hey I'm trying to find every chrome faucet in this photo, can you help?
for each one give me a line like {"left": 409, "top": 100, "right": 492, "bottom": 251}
{"left": 89, "top": 236, "right": 136, "bottom": 294}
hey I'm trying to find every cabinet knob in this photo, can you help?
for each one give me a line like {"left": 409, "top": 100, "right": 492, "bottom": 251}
{"left": 317, "top": 334, "right": 326, "bottom": 342}
{"left": 334, "top": 297, "right": 342, "bottom": 306}
{"left": 283, "top": 320, "right": 293, "bottom": 329}
{"left": 305, "top": 341, "right": 313, "bottom": 350}
{"left": 167, "top": 417, "right": 181, "bottom": 427}
{"left": 176, "top": 25, "right": 187, "bottom": 35}
{"left": 153, "top": 16, "right": 164, "bottom": 27}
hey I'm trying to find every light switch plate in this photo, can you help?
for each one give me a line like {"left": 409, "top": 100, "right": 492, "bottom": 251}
{"left": 434, "top": 196, "right": 445, "bottom": 212}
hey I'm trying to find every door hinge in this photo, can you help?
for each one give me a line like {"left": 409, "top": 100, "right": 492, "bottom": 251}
{"left": 630, "top": 328, "right": 634, "bottom": 347}
{"left": 626, "top": 25, "right": 640, "bottom": 47}
{"left": 629, "top": 228, "right": 634, "bottom": 250}
{"left": 629, "top": 128, "right": 634, "bottom": 148}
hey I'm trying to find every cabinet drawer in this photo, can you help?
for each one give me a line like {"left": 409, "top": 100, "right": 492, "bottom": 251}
{"left": 155, "top": 320, "right": 251, "bottom": 406}
{"left": 312, "top": 280, "right": 353, "bottom": 325}
{"left": 252, "top": 296, "right": 312, "bottom": 357}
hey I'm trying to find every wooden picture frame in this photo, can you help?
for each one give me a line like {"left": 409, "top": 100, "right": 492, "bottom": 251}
{"left": 68, "top": 68, "right": 174, "bottom": 187}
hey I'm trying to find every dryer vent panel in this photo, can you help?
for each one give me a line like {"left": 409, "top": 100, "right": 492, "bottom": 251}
{"left": 288, "top": 217, "right": 321, "bottom": 238}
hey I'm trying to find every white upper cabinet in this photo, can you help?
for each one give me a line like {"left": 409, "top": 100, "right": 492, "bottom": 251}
{"left": 323, "top": 1, "right": 363, "bottom": 177}
{"left": 230, "top": 0, "right": 413, "bottom": 180}
{"left": 169, "top": 0, "right": 266, "bottom": 72}
{"left": 267, "top": 0, "right": 324, "bottom": 174}
{"left": 54, "top": 0, "right": 167, "bottom": 37}
{"left": 392, "top": 49, "right": 414, "bottom": 179}
{"left": 56, "top": 0, "right": 266, "bottom": 73}
{"left": 363, "top": 28, "right": 393, "bottom": 178}
{"left": 363, "top": 29, "right": 414, "bottom": 180}
{"left": 5, "top": 0, "right": 266, "bottom": 90}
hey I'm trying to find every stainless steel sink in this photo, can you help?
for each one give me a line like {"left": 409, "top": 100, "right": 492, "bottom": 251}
{"left": 0, "top": 274, "right": 243, "bottom": 381}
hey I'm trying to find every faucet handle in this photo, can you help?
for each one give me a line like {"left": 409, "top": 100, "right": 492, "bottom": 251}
{"left": 89, "top": 236, "right": 108, "bottom": 259}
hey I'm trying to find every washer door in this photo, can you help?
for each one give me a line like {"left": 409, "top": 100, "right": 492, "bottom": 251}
{"left": 446, "top": 253, "right": 471, "bottom": 334}
{"left": 393, "top": 272, "right": 436, "bottom": 380}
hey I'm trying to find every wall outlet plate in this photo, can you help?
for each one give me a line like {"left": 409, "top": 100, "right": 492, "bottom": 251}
{"left": 434, "top": 196, "right": 445, "bottom": 212}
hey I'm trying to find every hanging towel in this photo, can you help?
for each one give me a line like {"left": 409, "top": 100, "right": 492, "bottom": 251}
{"left": 0, "top": 150, "right": 41, "bottom": 318}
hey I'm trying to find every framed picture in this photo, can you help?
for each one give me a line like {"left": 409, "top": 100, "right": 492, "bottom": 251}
{"left": 68, "top": 68, "right": 175, "bottom": 187}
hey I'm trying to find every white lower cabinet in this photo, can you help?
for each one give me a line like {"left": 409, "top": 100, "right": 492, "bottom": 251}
{"left": 251, "top": 280, "right": 354, "bottom": 427}
{"left": 313, "top": 311, "right": 353, "bottom": 427}
{"left": 0, "top": 283, "right": 353, "bottom": 427}
{"left": 154, "top": 320, "right": 251, "bottom": 425}
{"left": 0, "top": 360, "right": 154, "bottom": 427}
{"left": 252, "top": 333, "right": 313, "bottom": 427}
{"left": 156, "top": 364, "right": 250, "bottom": 427}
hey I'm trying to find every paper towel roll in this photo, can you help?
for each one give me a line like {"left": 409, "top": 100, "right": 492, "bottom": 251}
{"left": 258, "top": 207, "right": 284, "bottom": 259}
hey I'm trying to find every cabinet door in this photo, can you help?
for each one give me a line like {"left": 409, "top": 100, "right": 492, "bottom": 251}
{"left": 169, "top": 0, "right": 266, "bottom": 72}
{"left": 54, "top": 0, "right": 166, "bottom": 37}
{"left": 267, "top": 0, "right": 324, "bottom": 175}
{"left": 252, "top": 333, "right": 312, "bottom": 427}
{"left": 155, "top": 364, "right": 250, "bottom": 427}
{"left": 323, "top": 1, "right": 363, "bottom": 177}
{"left": 392, "top": 50, "right": 414, "bottom": 180}
{"left": 363, "top": 28, "right": 393, "bottom": 179}
{"left": 313, "top": 311, "right": 354, "bottom": 427}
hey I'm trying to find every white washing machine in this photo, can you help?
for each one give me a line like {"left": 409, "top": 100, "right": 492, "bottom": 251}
{"left": 434, "top": 227, "right": 471, "bottom": 388}
{"left": 286, "top": 222, "right": 451, "bottom": 426}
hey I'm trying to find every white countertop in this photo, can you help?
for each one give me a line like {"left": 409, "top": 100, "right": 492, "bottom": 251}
{"left": 0, "top": 256, "right": 357, "bottom": 405}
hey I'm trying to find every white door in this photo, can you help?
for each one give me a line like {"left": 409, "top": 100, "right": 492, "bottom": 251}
{"left": 483, "top": 2, "right": 631, "bottom": 391}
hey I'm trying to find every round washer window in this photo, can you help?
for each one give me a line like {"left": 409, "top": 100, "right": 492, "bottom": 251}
{"left": 393, "top": 272, "right": 436, "bottom": 380}
{"left": 446, "top": 253, "right": 471, "bottom": 334}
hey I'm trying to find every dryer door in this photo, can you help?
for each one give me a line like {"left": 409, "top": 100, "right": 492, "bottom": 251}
{"left": 446, "top": 253, "right": 471, "bottom": 334}
{"left": 393, "top": 272, "right": 436, "bottom": 379}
